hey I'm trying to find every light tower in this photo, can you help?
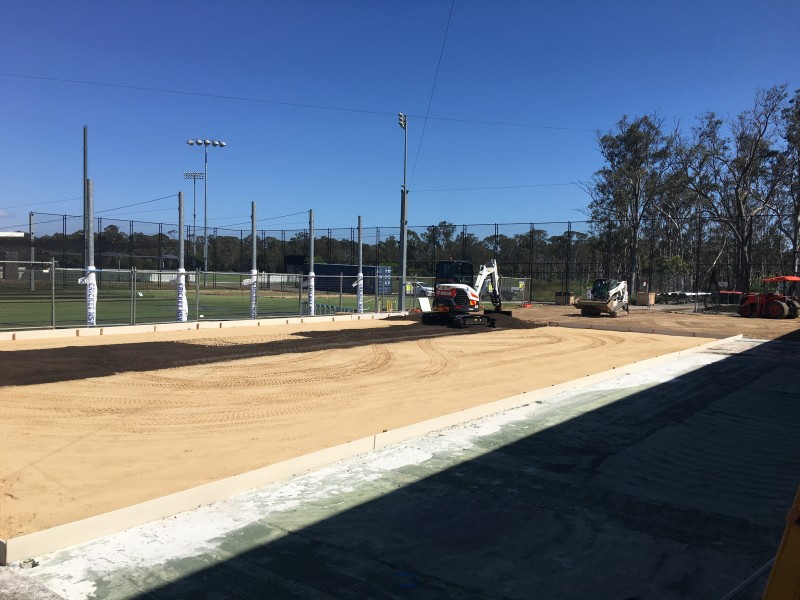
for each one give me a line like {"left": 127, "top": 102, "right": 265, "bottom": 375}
{"left": 186, "top": 139, "right": 226, "bottom": 275}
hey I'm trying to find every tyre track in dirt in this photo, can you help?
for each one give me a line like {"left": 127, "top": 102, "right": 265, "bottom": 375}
{"left": 1, "top": 319, "right": 720, "bottom": 538}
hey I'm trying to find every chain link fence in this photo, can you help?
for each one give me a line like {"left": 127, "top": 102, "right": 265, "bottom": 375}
{"left": 3, "top": 212, "right": 798, "bottom": 330}
{"left": 0, "top": 264, "right": 449, "bottom": 331}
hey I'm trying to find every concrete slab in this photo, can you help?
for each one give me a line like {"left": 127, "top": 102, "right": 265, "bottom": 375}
{"left": 2, "top": 337, "right": 795, "bottom": 600}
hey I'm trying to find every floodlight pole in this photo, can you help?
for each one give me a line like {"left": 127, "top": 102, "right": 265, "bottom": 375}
{"left": 186, "top": 139, "right": 226, "bottom": 283}
{"left": 398, "top": 113, "right": 408, "bottom": 312}
{"left": 183, "top": 171, "right": 205, "bottom": 260}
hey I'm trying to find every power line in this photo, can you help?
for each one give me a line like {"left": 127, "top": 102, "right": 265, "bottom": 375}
{"left": 1, "top": 72, "right": 596, "bottom": 134}
{"left": 95, "top": 194, "right": 177, "bottom": 215}
{"left": 216, "top": 210, "right": 310, "bottom": 229}
{"left": 414, "top": 182, "right": 576, "bottom": 192}
{"left": 410, "top": 0, "right": 455, "bottom": 184}
{"left": 1, "top": 73, "right": 393, "bottom": 117}
{"left": 431, "top": 116, "right": 594, "bottom": 133}
{"left": 1, "top": 197, "right": 82, "bottom": 211}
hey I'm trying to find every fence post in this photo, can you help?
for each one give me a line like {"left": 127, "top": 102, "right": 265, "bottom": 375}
{"left": 29, "top": 212, "right": 35, "bottom": 291}
{"left": 195, "top": 268, "right": 200, "bottom": 321}
{"left": 565, "top": 221, "right": 572, "bottom": 294}
{"left": 50, "top": 258, "right": 56, "bottom": 328}
{"left": 131, "top": 268, "right": 136, "bottom": 325}
{"left": 177, "top": 191, "right": 188, "bottom": 323}
{"left": 528, "top": 223, "right": 534, "bottom": 303}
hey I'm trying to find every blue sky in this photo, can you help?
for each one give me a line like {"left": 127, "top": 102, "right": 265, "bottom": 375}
{"left": 1, "top": 0, "right": 798, "bottom": 237}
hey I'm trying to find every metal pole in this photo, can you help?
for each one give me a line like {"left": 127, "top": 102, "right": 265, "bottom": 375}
{"left": 83, "top": 126, "right": 88, "bottom": 269}
{"left": 308, "top": 209, "right": 315, "bottom": 316}
{"left": 203, "top": 145, "right": 208, "bottom": 279}
{"left": 357, "top": 215, "right": 363, "bottom": 313}
{"left": 178, "top": 191, "right": 185, "bottom": 269}
{"left": 193, "top": 177, "right": 197, "bottom": 259}
{"left": 565, "top": 221, "right": 572, "bottom": 293}
{"left": 251, "top": 202, "right": 257, "bottom": 273}
{"left": 29, "top": 212, "right": 35, "bottom": 291}
{"left": 250, "top": 201, "right": 258, "bottom": 319}
{"left": 86, "top": 179, "right": 97, "bottom": 327}
{"left": 50, "top": 257, "right": 56, "bottom": 329}
{"left": 399, "top": 114, "right": 408, "bottom": 312}
{"left": 177, "top": 191, "right": 188, "bottom": 322}
{"left": 87, "top": 181, "right": 95, "bottom": 268}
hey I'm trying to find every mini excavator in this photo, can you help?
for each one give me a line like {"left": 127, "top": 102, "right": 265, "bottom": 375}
{"left": 420, "top": 259, "right": 511, "bottom": 327}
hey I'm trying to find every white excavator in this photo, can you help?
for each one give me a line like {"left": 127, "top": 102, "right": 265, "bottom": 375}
{"left": 573, "top": 278, "right": 629, "bottom": 317}
{"left": 421, "top": 258, "right": 511, "bottom": 327}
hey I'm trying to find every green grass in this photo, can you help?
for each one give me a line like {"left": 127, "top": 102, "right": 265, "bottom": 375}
{"left": 1, "top": 274, "right": 543, "bottom": 330}
{"left": 0, "top": 286, "right": 428, "bottom": 330}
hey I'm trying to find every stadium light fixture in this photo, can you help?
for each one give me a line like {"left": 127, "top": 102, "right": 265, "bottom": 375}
{"left": 186, "top": 138, "right": 226, "bottom": 277}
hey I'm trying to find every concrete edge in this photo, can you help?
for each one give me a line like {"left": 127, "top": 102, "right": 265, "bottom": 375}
{"left": 2, "top": 313, "right": 397, "bottom": 342}
{"left": 0, "top": 333, "right": 744, "bottom": 564}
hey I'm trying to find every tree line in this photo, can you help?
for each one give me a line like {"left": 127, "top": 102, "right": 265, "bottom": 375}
{"left": 4, "top": 85, "right": 797, "bottom": 294}
{"left": 585, "top": 84, "right": 800, "bottom": 293}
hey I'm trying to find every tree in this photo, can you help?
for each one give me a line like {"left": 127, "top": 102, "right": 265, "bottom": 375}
{"left": 683, "top": 85, "right": 789, "bottom": 290}
{"left": 421, "top": 221, "right": 458, "bottom": 259}
{"left": 587, "top": 115, "right": 678, "bottom": 293}
{"left": 773, "top": 88, "right": 800, "bottom": 275}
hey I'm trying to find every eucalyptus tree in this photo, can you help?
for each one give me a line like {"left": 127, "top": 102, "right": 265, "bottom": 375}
{"left": 682, "top": 85, "right": 789, "bottom": 290}
{"left": 587, "top": 114, "right": 679, "bottom": 293}
{"left": 773, "top": 88, "right": 800, "bottom": 275}
{"left": 421, "top": 221, "right": 458, "bottom": 259}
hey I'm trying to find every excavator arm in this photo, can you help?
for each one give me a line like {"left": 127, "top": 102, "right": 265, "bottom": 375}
{"left": 474, "top": 259, "right": 504, "bottom": 312}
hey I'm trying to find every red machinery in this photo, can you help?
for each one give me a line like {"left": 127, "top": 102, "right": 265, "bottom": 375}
{"left": 737, "top": 275, "right": 800, "bottom": 319}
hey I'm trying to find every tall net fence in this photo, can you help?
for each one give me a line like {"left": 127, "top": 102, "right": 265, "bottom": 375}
{"left": 2, "top": 211, "right": 799, "bottom": 329}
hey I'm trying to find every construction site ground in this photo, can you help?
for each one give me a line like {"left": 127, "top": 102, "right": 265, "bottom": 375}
{"left": 1, "top": 303, "right": 799, "bottom": 599}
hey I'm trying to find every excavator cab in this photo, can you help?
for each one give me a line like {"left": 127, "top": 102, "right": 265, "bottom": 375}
{"left": 435, "top": 260, "right": 473, "bottom": 285}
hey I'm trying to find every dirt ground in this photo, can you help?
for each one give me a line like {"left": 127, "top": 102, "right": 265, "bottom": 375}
{"left": 502, "top": 302, "right": 800, "bottom": 340}
{"left": 1, "top": 305, "right": 797, "bottom": 539}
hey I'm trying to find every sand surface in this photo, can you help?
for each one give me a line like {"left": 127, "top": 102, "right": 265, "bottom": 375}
{"left": 0, "top": 315, "right": 727, "bottom": 539}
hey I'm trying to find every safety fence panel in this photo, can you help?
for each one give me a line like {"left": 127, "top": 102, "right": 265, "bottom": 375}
{"left": 0, "top": 261, "right": 56, "bottom": 330}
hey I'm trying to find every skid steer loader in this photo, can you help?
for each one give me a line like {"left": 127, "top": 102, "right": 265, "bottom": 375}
{"left": 574, "top": 278, "right": 629, "bottom": 317}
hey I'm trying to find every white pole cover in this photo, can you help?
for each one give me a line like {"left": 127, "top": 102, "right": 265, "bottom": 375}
{"left": 357, "top": 273, "right": 364, "bottom": 313}
{"left": 177, "top": 268, "right": 188, "bottom": 322}
{"left": 83, "top": 267, "right": 97, "bottom": 327}
{"left": 250, "top": 269, "right": 258, "bottom": 319}
{"left": 307, "top": 272, "right": 315, "bottom": 316}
